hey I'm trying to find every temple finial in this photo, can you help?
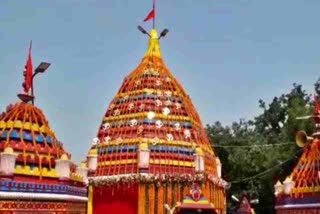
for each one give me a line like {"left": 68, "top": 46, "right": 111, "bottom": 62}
{"left": 17, "top": 41, "right": 34, "bottom": 103}
{"left": 17, "top": 42, "right": 51, "bottom": 104}
{"left": 139, "top": 0, "right": 168, "bottom": 59}
{"left": 145, "top": 29, "right": 161, "bottom": 58}
{"left": 137, "top": 26, "right": 169, "bottom": 59}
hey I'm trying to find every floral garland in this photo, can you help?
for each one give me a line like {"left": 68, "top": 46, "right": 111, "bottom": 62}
{"left": 89, "top": 173, "right": 229, "bottom": 188}
{"left": 145, "top": 184, "right": 150, "bottom": 214}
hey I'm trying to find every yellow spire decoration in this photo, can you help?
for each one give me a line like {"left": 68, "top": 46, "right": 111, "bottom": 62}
{"left": 144, "top": 29, "right": 162, "bottom": 58}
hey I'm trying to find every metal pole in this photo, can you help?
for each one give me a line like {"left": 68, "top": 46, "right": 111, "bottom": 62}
{"left": 153, "top": 0, "right": 155, "bottom": 29}
{"left": 31, "top": 82, "right": 34, "bottom": 105}
{"left": 31, "top": 71, "right": 39, "bottom": 105}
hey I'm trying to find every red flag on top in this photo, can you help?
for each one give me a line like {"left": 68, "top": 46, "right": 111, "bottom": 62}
{"left": 24, "top": 41, "right": 33, "bottom": 93}
{"left": 143, "top": 0, "right": 156, "bottom": 22}
{"left": 144, "top": 9, "right": 155, "bottom": 22}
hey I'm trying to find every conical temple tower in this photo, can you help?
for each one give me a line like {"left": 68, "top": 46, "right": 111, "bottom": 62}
{"left": 86, "top": 28, "right": 227, "bottom": 214}
{"left": 0, "top": 49, "right": 88, "bottom": 213}
{"left": 275, "top": 82, "right": 320, "bottom": 213}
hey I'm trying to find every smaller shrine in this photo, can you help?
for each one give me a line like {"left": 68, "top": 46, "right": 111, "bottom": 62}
{"left": 274, "top": 81, "right": 320, "bottom": 213}
{"left": 235, "top": 196, "right": 254, "bottom": 214}
{"left": 0, "top": 44, "right": 89, "bottom": 213}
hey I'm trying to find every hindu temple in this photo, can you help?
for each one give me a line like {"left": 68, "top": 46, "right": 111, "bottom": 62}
{"left": 85, "top": 26, "right": 228, "bottom": 214}
{"left": 0, "top": 49, "right": 88, "bottom": 213}
{"left": 274, "top": 91, "right": 320, "bottom": 213}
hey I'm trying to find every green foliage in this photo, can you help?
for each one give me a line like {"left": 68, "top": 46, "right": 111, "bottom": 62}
{"left": 206, "top": 83, "right": 315, "bottom": 213}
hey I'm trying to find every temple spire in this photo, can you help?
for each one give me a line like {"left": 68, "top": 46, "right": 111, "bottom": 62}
{"left": 139, "top": 0, "right": 169, "bottom": 59}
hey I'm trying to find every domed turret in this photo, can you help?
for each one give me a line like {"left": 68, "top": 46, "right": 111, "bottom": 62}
{"left": 87, "top": 28, "right": 227, "bottom": 214}
{"left": 0, "top": 45, "right": 88, "bottom": 213}
{"left": 0, "top": 102, "right": 67, "bottom": 178}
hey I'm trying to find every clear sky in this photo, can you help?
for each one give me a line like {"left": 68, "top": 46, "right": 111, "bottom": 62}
{"left": 1, "top": 0, "right": 320, "bottom": 163}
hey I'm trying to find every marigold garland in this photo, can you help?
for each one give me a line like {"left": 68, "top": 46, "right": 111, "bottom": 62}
{"left": 167, "top": 184, "right": 172, "bottom": 211}
{"left": 154, "top": 185, "right": 159, "bottom": 214}
{"left": 180, "top": 185, "right": 184, "bottom": 203}
{"left": 149, "top": 184, "right": 155, "bottom": 214}
{"left": 145, "top": 184, "right": 149, "bottom": 214}
{"left": 183, "top": 185, "right": 189, "bottom": 197}
{"left": 89, "top": 173, "right": 228, "bottom": 188}
{"left": 164, "top": 184, "right": 168, "bottom": 207}
{"left": 209, "top": 182, "right": 213, "bottom": 202}
{"left": 175, "top": 183, "right": 180, "bottom": 203}
{"left": 213, "top": 185, "right": 217, "bottom": 209}
{"left": 138, "top": 184, "right": 145, "bottom": 214}
{"left": 158, "top": 186, "right": 164, "bottom": 214}
{"left": 171, "top": 183, "right": 175, "bottom": 207}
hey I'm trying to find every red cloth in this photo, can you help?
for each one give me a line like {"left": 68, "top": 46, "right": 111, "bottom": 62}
{"left": 24, "top": 41, "right": 33, "bottom": 93}
{"left": 93, "top": 185, "right": 138, "bottom": 214}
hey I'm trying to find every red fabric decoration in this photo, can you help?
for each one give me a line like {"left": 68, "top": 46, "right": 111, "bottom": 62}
{"left": 24, "top": 41, "right": 33, "bottom": 93}
{"left": 93, "top": 185, "right": 138, "bottom": 214}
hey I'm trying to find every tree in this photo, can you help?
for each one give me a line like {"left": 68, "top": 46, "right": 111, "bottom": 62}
{"left": 207, "top": 83, "right": 314, "bottom": 213}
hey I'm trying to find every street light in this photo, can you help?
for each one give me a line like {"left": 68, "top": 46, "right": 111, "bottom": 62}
{"left": 231, "top": 195, "right": 239, "bottom": 202}
{"left": 138, "top": 25, "right": 150, "bottom": 36}
{"left": 159, "top": 29, "right": 169, "bottom": 40}
{"left": 137, "top": 25, "right": 169, "bottom": 40}
{"left": 34, "top": 62, "right": 50, "bottom": 74}
{"left": 31, "top": 62, "right": 51, "bottom": 105}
